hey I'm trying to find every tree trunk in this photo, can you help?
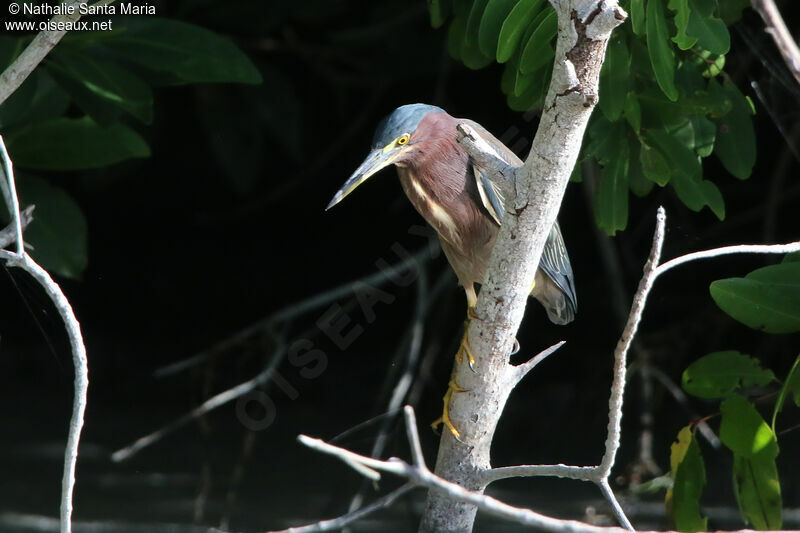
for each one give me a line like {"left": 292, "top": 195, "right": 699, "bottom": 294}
{"left": 419, "top": 1, "right": 626, "bottom": 531}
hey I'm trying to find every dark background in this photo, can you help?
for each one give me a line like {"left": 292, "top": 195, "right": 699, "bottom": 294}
{"left": 1, "top": 1, "right": 799, "bottom": 531}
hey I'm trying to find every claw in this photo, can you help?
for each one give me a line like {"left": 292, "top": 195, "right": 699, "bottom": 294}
{"left": 456, "top": 319, "right": 477, "bottom": 372}
{"left": 431, "top": 379, "right": 467, "bottom": 441}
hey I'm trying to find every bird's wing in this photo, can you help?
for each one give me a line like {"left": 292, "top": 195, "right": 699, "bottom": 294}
{"left": 541, "top": 222, "right": 577, "bottom": 311}
{"left": 462, "top": 119, "right": 522, "bottom": 227}
{"left": 461, "top": 120, "right": 577, "bottom": 312}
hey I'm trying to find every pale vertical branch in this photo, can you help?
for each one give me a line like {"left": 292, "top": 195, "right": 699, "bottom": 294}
{"left": 597, "top": 208, "right": 665, "bottom": 479}
{"left": 0, "top": 136, "right": 89, "bottom": 533}
{"left": 420, "top": 2, "right": 627, "bottom": 531}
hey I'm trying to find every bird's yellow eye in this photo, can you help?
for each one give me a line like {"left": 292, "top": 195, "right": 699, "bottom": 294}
{"left": 397, "top": 134, "right": 410, "bottom": 146}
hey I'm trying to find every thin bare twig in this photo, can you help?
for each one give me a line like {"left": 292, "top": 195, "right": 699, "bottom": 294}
{"left": 154, "top": 242, "right": 436, "bottom": 379}
{"left": 598, "top": 208, "right": 666, "bottom": 480}
{"left": 751, "top": 0, "right": 800, "bottom": 86}
{"left": 0, "top": 0, "right": 89, "bottom": 105}
{"left": 0, "top": 205, "right": 34, "bottom": 249}
{"left": 655, "top": 241, "right": 800, "bottom": 277}
{"left": 0, "top": 137, "right": 88, "bottom": 533}
{"left": 111, "top": 344, "right": 285, "bottom": 463}
{"left": 267, "top": 483, "right": 415, "bottom": 533}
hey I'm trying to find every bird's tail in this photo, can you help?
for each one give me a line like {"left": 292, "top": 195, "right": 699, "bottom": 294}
{"left": 531, "top": 270, "right": 577, "bottom": 325}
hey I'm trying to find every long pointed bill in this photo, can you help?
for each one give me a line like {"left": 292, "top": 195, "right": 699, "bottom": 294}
{"left": 326, "top": 148, "right": 400, "bottom": 210}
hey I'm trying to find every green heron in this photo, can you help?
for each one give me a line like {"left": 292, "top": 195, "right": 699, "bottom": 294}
{"left": 327, "top": 104, "right": 576, "bottom": 436}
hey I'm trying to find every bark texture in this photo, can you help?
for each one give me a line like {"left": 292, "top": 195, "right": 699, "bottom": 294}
{"left": 419, "top": 2, "right": 626, "bottom": 531}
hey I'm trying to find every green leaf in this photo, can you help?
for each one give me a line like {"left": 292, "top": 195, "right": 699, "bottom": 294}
{"left": 497, "top": 0, "right": 545, "bottom": 63}
{"left": 594, "top": 133, "right": 629, "bottom": 235}
{"left": 0, "top": 70, "right": 70, "bottom": 129}
{"left": 448, "top": 15, "right": 468, "bottom": 61}
{"left": 465, "top": 0, "right": 491, "bottom": 47}
{"left": 686, "top": 0, "right": 730, "bottom": 54}
{"left": 0, "top": 66, "right": 38, "bottom": 129}
{"left": 646, "top": 0, "right": 679, "bottom": 101}
{"left": 519, "top": 7, "right": 557, "bottom": 74}
{"left": 630, "top": 0, "right": 645, "bottom": 35}
{"left": 721, "top": 395, "right": 779, "bottom": 459}
{"left": 501, "top": 49, "right": 521, "bottom": 94}
{"left": 668, "top": 0, "right": 698, "bottom": 50}
{"left": 733, "top": 453, "right": 782, "bottom": 530}
{"left": 640, "top": 143, "right": 671, "bottom": 185}
{"left": 428, "top": 0, "right": 452, "bottom": 28}
{"left": 690, "top": 116, "right": 716, "bottom": 157}
{"left": 772, "top": 354, "right": 800, "bottom": 430}
{"left": 478, "top": 0, "right": 519, "bottom": 57}
{"left": 682, "top": 351, "right": 775, "bottom": 399}
{"left": 17, "top": 176, "right": 88, "bottom": 279}
{"left": 711, "top": 79, "right": 756, "bottom": 179}
{"left": 623, "top": 92, "right": 641, "bottom": 132}
{"left": 710, "top": 262, "right": 800, "bottom": 334}
{"left": 103, "top": 17, "right": 262, "bottom": 85}
{"left": 628, "top": 146, "right": 654, "bottom": 197}
{"left": 784, "top": 252, "right": 800, "bottom": 263}
{"left": 507, "top": 63, "right": 550, "bottom": 111}
{"left": 646, "top": 129, "right": 725, "bottom": 218}
{"left": 599, "top": 37, "right": 630, "bottom": 121}
{"left": 718, "top": 0, "right": 750, "bottom": 24}
{"left": 666, "top": 426, "right": 707, "bottom": 533}
{"left": 48, "top": 48, "right": 153, "bottom": 124}
{"left": 6, "top": 117, "right": 150, "bottom": 171}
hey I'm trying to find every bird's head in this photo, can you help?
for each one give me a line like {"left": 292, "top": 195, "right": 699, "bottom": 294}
{"left": 326, "top": 103, "right": 444, "bottom": 210}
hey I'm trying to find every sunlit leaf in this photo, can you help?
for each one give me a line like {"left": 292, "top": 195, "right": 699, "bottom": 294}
{"left": 666, "top": 426, "right": 707, "bottom": 533}
{"left": 668, "top": 0, "right": 697, "bottom": 50}
{"left": 478, "top": 0, "right": 519, "bottom": 57}
{"left": 710, "top": 263, "right": 800, "bottom": 334}
{"left": 682, "top": 351, "right": 775, "bottom": 399}
{"left": 733, "top": 453, "right": 782, "bottom": 530}
{"left": 720, "top": 395, "right": 778, "bottom": 459}
{"left": 519, "top": 7, "right": 557, "bottom": 74}
{"left": 496, "top": 0, "right": 545, "bottom": 63}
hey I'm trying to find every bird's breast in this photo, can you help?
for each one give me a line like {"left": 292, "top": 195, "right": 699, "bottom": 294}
{"left": 397, "top": 169, "right": 463, "bottom": 250}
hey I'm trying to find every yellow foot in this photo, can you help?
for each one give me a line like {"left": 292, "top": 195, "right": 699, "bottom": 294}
{"left": 456, "top": 317, "right": 477, "bottom": 372}
{"left": 431, "top": 379, "right": 468, "bottom": 439}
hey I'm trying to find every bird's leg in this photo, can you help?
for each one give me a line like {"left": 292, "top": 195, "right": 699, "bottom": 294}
{"left": 431, "top": 285, "right": 479, "bottom": 440}
{"left": 430, "top": 379, "right": 468, "bottom": 440}
{"left": 456, "top": 286, "right": 478, "bottom": 372}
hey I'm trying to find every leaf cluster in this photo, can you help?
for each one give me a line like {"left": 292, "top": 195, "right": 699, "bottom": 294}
{"left": 668, "top": 254, "right": 800, "bottom": 531}
{"left": 428, "top": 0, "right": 755, "bottom": 234}
{"left": 0, "top": 18, "right": 261, "bottom": 278}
